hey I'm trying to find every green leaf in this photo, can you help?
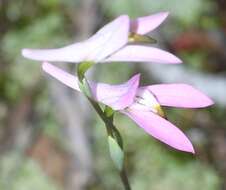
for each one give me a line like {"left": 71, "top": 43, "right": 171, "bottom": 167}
{"left": 108, "top": 136, "right": 124, "bottom": 171}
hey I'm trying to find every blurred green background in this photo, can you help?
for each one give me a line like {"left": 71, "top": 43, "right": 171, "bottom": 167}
{"left": 0, "top": 0, "right": 226, "bottom": 189}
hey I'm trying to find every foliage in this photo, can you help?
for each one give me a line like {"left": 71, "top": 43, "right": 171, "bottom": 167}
{"left": 0, "top": 152, "right": 61, "bottom": 190}
{"left": 100, "top": 0, "right": 212, "bottom": 25}
{"left": 2, "top": 12, "right": 69, "bottom": 102}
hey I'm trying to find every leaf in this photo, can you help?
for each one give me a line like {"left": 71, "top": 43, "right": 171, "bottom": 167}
{"left": 108, "top": 136, "right": 124, "bottom": 171}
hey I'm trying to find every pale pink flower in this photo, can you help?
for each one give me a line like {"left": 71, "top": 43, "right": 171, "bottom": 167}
{"left": 22, "top": 12, "right": 182, "bottom": 64}
{"left": 42, "top": 62, "right": 214, "bottom": 153}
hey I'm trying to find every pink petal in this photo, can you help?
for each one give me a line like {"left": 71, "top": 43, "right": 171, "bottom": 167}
{"left": 143, "top": 84, "right": 214, "bottom": 108}
{"left": 42, "top": 62, "right": 139, "bottom": 110}
{"left": 22, "top": 42, "right": 86, "bottom": 63}
{"left": 42, "top": 62, "right": 80, "bottom": 91}
{"left": 90, "top": 74, "right": 140, "bottom": 110}
{"left": 122, "top": 109, "right": 195, "bottom": 153}
{"left": 22, "top": 15, "right": 129, "bottom": 63}
{"left": 104, "top": 45, "right": 182, "bottom": 64}
{"left": 130, "top": 12, "right": 169, "bottom": 35}
{"left": 89, "top": 15, "right": 129, "bottom": 62}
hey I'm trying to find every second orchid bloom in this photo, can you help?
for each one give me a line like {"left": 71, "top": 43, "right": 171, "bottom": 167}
{"left": 42, "top": 62, "right": 213, "bottom": 153}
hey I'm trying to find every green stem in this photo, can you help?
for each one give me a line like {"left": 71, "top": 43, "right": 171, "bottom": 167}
{"left": 120, "top": 168, "right": 131, "bottom": 190}
{"left": 88, "top": 97, "right": 131, "bottom": 190}
{"left": 77, "top": 62, "right": 131, "bottom": 190}
{"left": 86, "top": 97, "right": 113, "bottom": 136}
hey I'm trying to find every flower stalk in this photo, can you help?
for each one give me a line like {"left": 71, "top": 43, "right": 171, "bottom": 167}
{"left": 77, "top": 62, "right": 131, "bottom": 190}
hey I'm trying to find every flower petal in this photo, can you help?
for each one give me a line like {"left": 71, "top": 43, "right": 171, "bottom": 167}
{"left": 22, "top": 43, "right": 86, "bottom": 63}
{"left": 90, "top": 74, "right": 140, "bottom": 110}
{"left": 144, "top": 84, "right": 214, "bottom": 108}
{"left": 104, "top": 45, "right": 182, "bottom": 64}
{"left": 89, "top": 15, "right": 129, "bottom": 62}
{"left": 42, "top": 62, "right": 139, "bottom": 110}
{"left": 122, "top": 109, "right": 194, "bottom": 153}
{"left": 42, "top": 62, "right": 80, "bottom": 91}
{"left": 22, "top": 15, "right": 129, "bottom": 63}
{"left": 130, "top": 12, "right": 169, "bottom": 35}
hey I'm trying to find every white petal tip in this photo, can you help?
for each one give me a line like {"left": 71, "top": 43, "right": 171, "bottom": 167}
{"left": 119, "top": 14, "right": 129, "bottom": 20}
{"left": 203, "top": 99, "right": 214, "bottom": 107}
{"left": 160, "top": 11, "right": 170, "bottom": 18}
{"left": 22, "top": 48, "right": 40, "bottom": 61}
{"left": 133, "top": 73, "right": 141, "bottom": 80}
{"left": 187, "top": 146, "right": 195, "bottom": 154}
{"left": 176, "top": 143, "right": 195, "bottom": 154}
{"left": 21, "top": 49, "right": 30, "bottom": 58}
{"left": 161, "top": 53, "right": 183, "bottom": 64}
{"left": 183, "top": 140, "right": 195, "bottom": 154}
{"left": 172, "top": 56, "right": 183, "bottom": 64}
{"left": 42, "top": 62, "right": 53, "bottom": 75}
{"left": 42, "top": 62, "right": 49, "bottom": 71}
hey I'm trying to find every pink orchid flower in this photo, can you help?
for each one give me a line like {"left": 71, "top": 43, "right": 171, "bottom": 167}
{"left": 22, "top": 12, "right": 182, "bottom": 64}
{"left": 42, "top": 62, "right": 214, "bottom": 153}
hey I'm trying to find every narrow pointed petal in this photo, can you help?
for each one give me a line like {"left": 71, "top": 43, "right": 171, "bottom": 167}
{"left": 104, "top": 45, "right": 182, "bottom": 64}
{"left": 42, "top": 62, "right": 80, "bottom": 91}
{"left": 22, "top": 43, "right": 86, "bottom": 62}
{"left": 130, "top": 12, "right": 169, "bottom": 35}
{"left": 22, "top": 15, "right": 129, "bottom": 63}
{"left": 144, "top": 84, "right": 214, "bottom": 108}
{"left": 42, "top": 62, "right": 140, "bottom": 110}
{"left": 90, "top": 74, "right": 140, "bottom": 110}
{"left": 122, "top": 109, "right": 195, "bottom": 153}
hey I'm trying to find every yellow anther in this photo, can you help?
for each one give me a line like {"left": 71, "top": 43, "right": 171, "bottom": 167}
{"left": 154, "top": 104, "right": 166, "bottom": 118}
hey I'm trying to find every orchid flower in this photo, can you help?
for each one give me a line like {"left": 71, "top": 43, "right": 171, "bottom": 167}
{"left": 42, "top": 62, "right": 214, "bottom": 153}
{"left": 22, "top": 12, "right": 182, "bottom": 64}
